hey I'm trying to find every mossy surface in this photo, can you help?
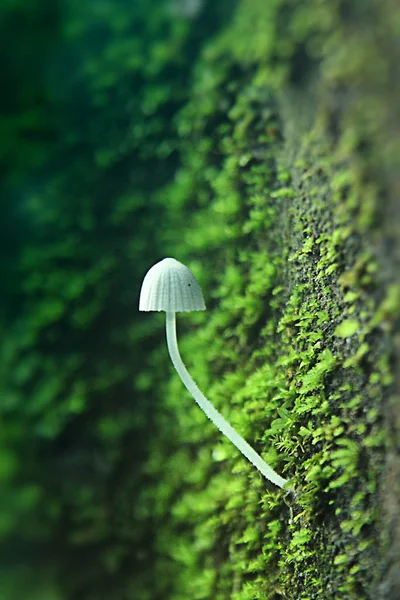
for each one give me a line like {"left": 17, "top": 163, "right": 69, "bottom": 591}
{"left": 1, "top": 0, "right": 399, "bottom": 599}
{"left": 134, "top": 1, "right": 400, "bottom": 598}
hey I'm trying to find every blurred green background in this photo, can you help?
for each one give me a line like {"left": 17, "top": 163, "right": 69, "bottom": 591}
{"left": 0, "top": 1, "right": 236, "bottom": 597}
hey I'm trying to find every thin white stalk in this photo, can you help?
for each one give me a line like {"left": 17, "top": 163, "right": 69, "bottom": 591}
{"left": 165, "top": 311, "right": 289, "bottom": 488}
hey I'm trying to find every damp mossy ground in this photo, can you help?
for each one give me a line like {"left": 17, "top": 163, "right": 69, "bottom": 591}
{"left": 133, "top": 1, "right": 400, "bottom": 599}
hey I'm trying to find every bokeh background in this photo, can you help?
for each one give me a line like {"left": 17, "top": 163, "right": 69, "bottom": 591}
{"left": 1, "top": 1, "right": 235, "bottom": 597}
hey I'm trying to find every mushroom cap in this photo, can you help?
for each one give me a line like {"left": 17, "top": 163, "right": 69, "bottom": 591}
{"left": 139, "top": 257, "right": 206, "bottom": 312}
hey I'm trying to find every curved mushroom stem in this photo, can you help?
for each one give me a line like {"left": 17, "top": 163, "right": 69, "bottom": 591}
{"left": 165, "top": 311, "right": 289, "bottom": 489}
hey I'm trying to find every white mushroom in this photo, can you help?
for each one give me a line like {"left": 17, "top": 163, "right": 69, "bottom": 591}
{"left": 139, "top": 257, "right": 289, "bottom": 488}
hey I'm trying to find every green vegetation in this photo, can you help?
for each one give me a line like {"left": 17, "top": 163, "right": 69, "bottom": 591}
{"left": 1, "top": 0, "right": 399, "bottom": 599}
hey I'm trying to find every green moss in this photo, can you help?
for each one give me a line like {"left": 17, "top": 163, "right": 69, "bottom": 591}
{"left": 334, "top": 319, "right": 360, "bottom": 338}
{"left": 132, "top": 1, "right": 398, "bottom": 598}
{"left": 2, "top": 0, "right": 399, "bottom": 598}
